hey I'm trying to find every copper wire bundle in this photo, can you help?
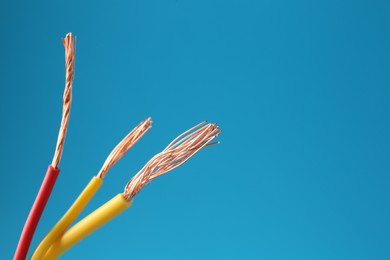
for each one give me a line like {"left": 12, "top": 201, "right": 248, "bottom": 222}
{"left": 97, "top": 117, "right": 153, "bottom": 179}
{"left": 124, "top": 121, "right": 221, "bottom": 200}
{"left": 52, "top": 33, "right": 76, "bottom": 168}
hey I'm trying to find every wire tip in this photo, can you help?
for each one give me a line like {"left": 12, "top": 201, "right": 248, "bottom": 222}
{"left": 51, "top": 33, "right": 76, "bottom": 168}
{"left": 123, "top": 121, "right": 221, "bottom": 200}
{"left": 97, "top": 117, "right": 153, "bottom": 179}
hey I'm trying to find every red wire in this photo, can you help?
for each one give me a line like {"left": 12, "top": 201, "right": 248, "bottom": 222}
{"left": 14, "top": 165, "right": 60, "bottom": 260}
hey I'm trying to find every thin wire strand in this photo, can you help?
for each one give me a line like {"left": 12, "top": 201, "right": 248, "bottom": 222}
{"left": 51, "top": 33, "right": 76, "bottom": 168}
{"left": 124, "top": 122, "right": 221, "bottom": 201}
{"left": 97, "top": 117, "right": 153, "bottom": 179}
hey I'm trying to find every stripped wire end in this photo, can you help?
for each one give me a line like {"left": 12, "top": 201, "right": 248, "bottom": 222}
{"left": 97, "top": 117, "right": 153, "bottom": 179}
{"left": 51, "top": 32, "right": 76, "bottom": 168}
{"left": 123, "top": 121, "right": 221, "bottom": 201}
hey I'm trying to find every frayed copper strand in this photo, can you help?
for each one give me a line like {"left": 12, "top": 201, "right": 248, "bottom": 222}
{"left": 123, "top": 121, "right": 221, "bottom": 201}
{"left": 97, "top": 118, "right": 153, "bottom": 179}
{"left": 51, "top": 33, "right": 76, "bottom": 168}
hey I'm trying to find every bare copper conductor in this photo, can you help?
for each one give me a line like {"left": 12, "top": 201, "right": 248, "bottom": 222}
{"left": 51, "top": 33, "right": 76, "bottom": 168}
{"left": 123, "top": 121, "right": 221, "bottom": 201}
{"left": 97, "top": 118, "right": 153, "bottom": 179}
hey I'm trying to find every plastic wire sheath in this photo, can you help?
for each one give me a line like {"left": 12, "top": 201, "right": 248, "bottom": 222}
{"left": 31, "top": 176, "right": 102, "bottom": 260}
{"left": 14, "top": 165, "right": 60, "bottom": 260}
{"left": 44, "top": 194, "right": 131, "bottom": 260}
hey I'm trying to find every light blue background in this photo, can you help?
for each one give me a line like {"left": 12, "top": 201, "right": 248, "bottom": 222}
{"left": 1, "top": 0, "right": 389, "bottom": 259}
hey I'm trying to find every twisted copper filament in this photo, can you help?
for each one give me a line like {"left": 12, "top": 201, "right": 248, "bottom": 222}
{"left": 97, "top": 117, "right": 153, "bottom": 179}
{"left": 124, "top": 121, "right": 221, "bottom": 201}
{"left": 52, "top": 33, "right": 76, "bottom": 168}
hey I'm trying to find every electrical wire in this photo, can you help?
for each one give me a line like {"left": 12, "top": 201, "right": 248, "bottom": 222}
{"left": 44, "top": 194, "right": 131, "bottom": 260}
{"left": 43, "top": 121, "right": 221, "bottom": 259}
{"left": 13, "top": 33, "right": 75, "bottom": 260}
{"left": 31, "top": 118, "right": 152, "bottom": 260}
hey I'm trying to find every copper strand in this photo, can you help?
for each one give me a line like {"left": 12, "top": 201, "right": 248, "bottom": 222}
{"left": 51, "top": 33, "right": 76, "bottom": 168}
{"left": 123, "top": 121, "right": 221, "bottom": 201}
{"left": 97, "top": 118, "right": 153, "bottom": 179}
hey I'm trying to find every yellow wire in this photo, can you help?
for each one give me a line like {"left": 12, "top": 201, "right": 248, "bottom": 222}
{"left": 32, "top": 176, "right": 103, "bottom": 260}
{"left": 43, "top": 194, "right": 132, "bottom": 260}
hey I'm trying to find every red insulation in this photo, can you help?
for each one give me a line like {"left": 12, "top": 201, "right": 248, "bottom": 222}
{"left": 14, "top": 165, "right": 60, "bottom": 260}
